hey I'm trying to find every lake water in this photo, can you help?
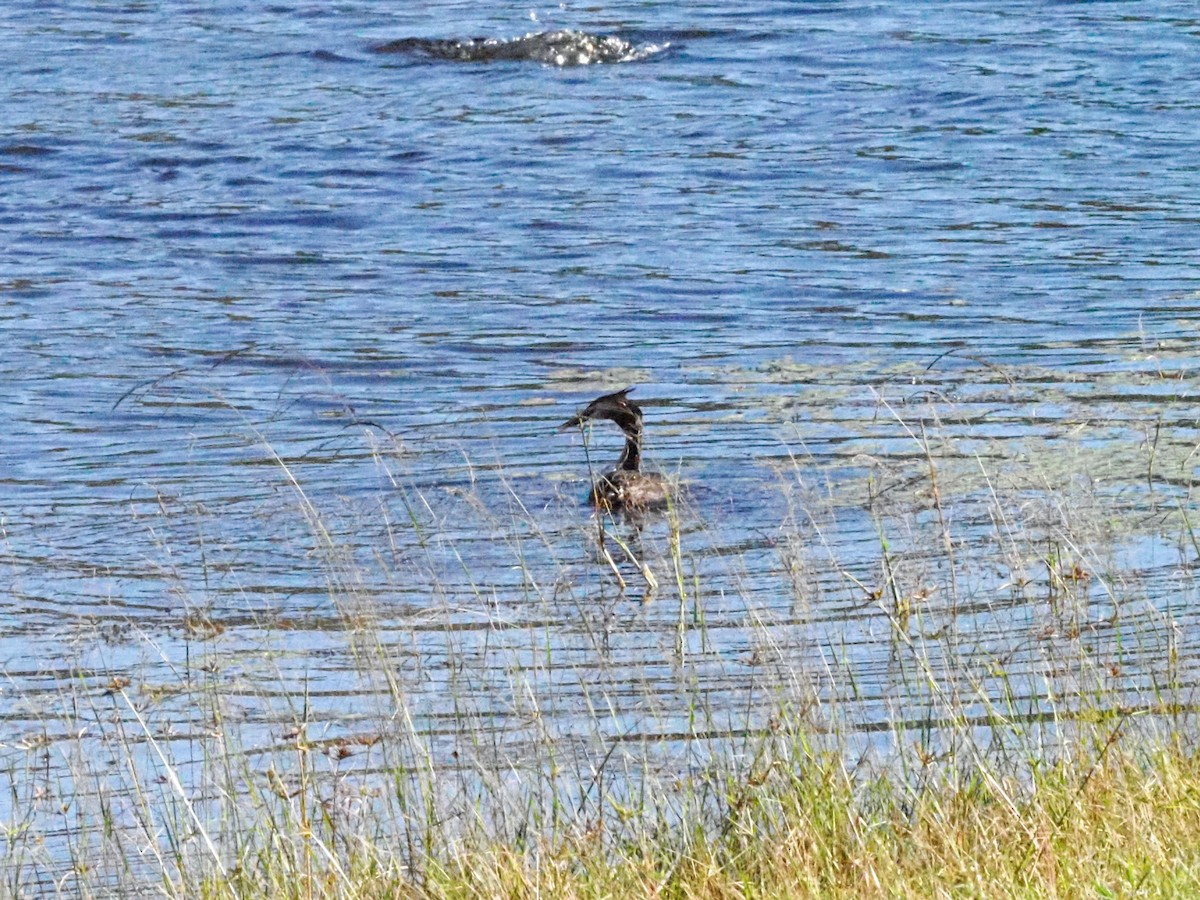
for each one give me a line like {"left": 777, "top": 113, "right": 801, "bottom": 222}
{"left": 4, "top": 0, "right": 1200, "bottom": 890}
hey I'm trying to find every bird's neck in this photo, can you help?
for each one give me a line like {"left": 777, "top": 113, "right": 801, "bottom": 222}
{"left": 617, "top": 426, "right": 642, "bottom": 471}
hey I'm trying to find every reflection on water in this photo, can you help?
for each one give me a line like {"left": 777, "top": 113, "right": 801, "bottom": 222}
{"left": 3, "top": 0, "right": 1200, "bottom": 890}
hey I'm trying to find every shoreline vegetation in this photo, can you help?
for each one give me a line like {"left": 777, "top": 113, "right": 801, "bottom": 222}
{"left": 6, "top": 373, "right": 1200, "bottom": 898}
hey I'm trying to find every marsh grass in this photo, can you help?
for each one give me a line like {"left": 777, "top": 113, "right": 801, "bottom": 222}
{"left": 5, "top": 382, "right": 1200, "bottom": 898}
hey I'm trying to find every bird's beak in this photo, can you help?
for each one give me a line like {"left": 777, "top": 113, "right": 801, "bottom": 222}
{"left": 557, "top": 414, "right": 586, "bottom": 433}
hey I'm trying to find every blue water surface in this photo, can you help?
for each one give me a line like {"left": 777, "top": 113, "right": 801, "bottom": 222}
{"left": 3, "top": 0, "right": 1200, "bottom": 889}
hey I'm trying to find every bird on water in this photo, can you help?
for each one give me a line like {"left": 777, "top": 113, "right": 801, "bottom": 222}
{"left": 558, "top": 387, "right": 670, "bottom": 513}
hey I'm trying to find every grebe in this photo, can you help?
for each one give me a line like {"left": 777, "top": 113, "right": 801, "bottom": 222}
{"left": 558, "top": 387, "right": 670, "bottom": 513}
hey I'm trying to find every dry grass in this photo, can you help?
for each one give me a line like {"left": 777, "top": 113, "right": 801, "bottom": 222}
{"left": 197, "top": 736, "right": 1200, "bottom": 899}
{"left": 5, "top": 380, "right": 1200, "bottom": 899}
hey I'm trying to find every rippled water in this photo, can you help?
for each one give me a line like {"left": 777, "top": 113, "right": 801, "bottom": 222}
{"left": 4, "top": 0, "right": 1200, "bottom": 889}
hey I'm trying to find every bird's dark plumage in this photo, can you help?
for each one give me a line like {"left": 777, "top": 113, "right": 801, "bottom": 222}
{"left": 558, "top": 387, "right": 670, "bottom": 513}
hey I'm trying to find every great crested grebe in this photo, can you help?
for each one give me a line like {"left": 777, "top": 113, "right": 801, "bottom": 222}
{"left": 558, "top": 387, "right": 670, "bottom": 513}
